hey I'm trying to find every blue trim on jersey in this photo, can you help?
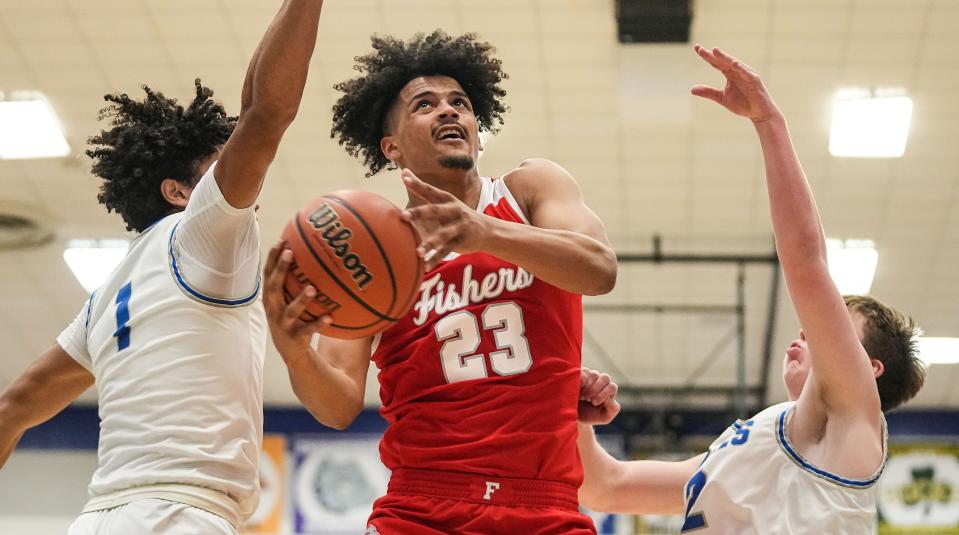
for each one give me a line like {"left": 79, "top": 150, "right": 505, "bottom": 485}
{"left": 168, "top": 221, "right": 260, "bottom": 307}
{"left": 84, "top": 291, "right": 96, "bottom": 329}
{"left": 776, "top": 408, "right": 881, "bottom": 488}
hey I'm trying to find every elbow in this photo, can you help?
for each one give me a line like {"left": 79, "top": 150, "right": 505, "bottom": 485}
{"left": 582, "top": 247, "right": 618, "bottom": 296}
{"left": 324, "top": 418, "right": 353, "bottom": 431}
{"left": 313, "top": 400, "right": 363, "bottom": 431}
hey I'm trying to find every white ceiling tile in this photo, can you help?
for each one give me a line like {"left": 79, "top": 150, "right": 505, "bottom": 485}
{"left": 771, "top": 6, "right": 850, "bottom": 35}
{"left": 0, "top": 11, "right": 84, "bottom": 42}
{"left": 0, "top": 0, "right": 957, "bottom": 408}
{"left": 927, "top": 5, "right": 959, "bottom": 35}
{"left": 850, "top": 6, "right": 929, "bottom": 35}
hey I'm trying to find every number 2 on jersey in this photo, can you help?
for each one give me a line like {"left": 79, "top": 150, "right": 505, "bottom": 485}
{"left": 682, "top": 469, "right": 708, "bottom": 532}
{"left": 114, "top": 282, "right": 133, "bottom": 351}
{"left": 435, "top": 301, "right": 532, "bottom": 384}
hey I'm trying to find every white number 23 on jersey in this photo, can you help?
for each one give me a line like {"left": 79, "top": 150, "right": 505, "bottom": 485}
{"left": 434, "top": 302, "right": 532, "bottom": 383}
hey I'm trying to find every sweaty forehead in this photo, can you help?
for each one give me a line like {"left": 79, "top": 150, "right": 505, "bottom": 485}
{"left": 397, "top": 75, "right": 467, "bottom": 102}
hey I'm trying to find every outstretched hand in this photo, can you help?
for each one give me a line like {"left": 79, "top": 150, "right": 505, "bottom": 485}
{"left": 400, "top": 168, "right": 491, "bottom": 271}
{"left": 578, "top": 367, "right": 621, "bottom": 425}
{"left": 691, "top": 44, "right": 781, "bottom": 123}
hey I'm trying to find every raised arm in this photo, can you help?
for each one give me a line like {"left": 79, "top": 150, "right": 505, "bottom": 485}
{"left": 0, "top": 345, "right": 94, "bottom": 468}
{"left": 214, "top": 0, "right": 325, "bottom": 208}
{"left": 401, "top": 159, "right": 617, "bottom": 295}
{"left": 691, "top": 46, "right": 880, "bottom": 419}
{"left": 576, "top": 368, "right": 702, "bottom": 514}
{"left": 262, "top": 243, "right": 372, "bottom": 430}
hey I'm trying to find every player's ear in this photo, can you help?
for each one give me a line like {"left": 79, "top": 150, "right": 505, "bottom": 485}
{"left": 381, "top": 135, "right": 401, "bottom": 162}
{"left": 870, "top": 358, "right": 885, "bottom": 379}
{"left": 160, "top": 178, "right": 191, "bottom": 209}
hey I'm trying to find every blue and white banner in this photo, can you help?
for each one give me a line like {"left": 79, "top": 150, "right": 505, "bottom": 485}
{"left": 291, "top": 435, "right": 389, "bottom": 535}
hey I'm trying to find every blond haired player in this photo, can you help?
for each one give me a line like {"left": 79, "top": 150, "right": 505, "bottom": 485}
{"left": 576, "top": 46, "right": 926, "bottom": 534}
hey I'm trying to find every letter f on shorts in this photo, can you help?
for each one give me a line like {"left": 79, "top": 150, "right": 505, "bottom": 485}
{"left": 484, "top": 481, "right": 500, "bottom": 500}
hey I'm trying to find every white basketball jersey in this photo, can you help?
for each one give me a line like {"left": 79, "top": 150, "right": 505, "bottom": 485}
{"left": 681, "top": 401, "right": 886, "bottom": 534}
{"left": 57, "top": 163, "right": 266, "bottom": 528}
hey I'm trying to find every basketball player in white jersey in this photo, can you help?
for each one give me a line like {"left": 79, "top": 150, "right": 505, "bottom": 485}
{"left": 0, "top": 2, "right": 325, "bottom": 533}
{"left": 575, "top": 45, "right": 926, "bottom": 534}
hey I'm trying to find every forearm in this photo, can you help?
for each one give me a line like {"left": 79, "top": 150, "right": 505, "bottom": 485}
{"left": 754, "top": 115, "right": 828, "bottom": 266}
{"left": 281, "top": 348, "right": 364, "bottom": 430}
{"left": 245, "top": 0, "right": 324, "bottom": 123}
{"left": 577, "top": 424, "right": 697, "bottom": 515}
{"left": 0, "top": 397, "right": 28, "bottom": 468}
{"left": 0, "top": 349, "right": 93, "bottom": 468}
{"left": 577, "top": 423, "right": 626, "bottom": 510}
{"left": 483, "top": 218, "right": 617, "bottom": 295}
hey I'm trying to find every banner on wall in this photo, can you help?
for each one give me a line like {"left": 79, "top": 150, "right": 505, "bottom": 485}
{"left": 878, "top": 443, "right": 959, "bottom": 534}
{"left": 243, "top": 434, "right": 286, "bottom": 535}
{"left": 291, "top": 434, "right": 389, "bottom": 535}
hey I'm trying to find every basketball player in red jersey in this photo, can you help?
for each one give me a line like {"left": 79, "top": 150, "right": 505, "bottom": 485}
{"left": 262, "top": 31, "right": 616, "bottom": 533}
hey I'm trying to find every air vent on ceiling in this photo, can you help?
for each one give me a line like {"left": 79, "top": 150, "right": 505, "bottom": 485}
{"left": 616, "top": 0, "right": 694, "bottom": 44}
{"left": 0, "top": 212, "right": 54, "bottom": 249}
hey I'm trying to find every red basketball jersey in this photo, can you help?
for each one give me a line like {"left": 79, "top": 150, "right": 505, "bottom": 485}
{"left": 372, "top": 175, "right": 585, "bottom": 487}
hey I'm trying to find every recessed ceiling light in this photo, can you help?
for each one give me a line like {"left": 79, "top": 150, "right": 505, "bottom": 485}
{"left": 63, "top": 239, "right": 129, "bottom": 293}
{"left": 0, "top": 92, "right": 71, "bottom": 160}
{"left": 917, "top": 337, "right": 959, "bottom": 366}
{"left": 826, "top": 238, "right": 878, "bottom": 295}
{"left": 829, "top": 89, "right": 912, "bottom": 158}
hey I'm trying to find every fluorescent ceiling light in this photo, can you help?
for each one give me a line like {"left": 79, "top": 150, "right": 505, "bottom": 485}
{"left": 63, "top": 239, "right": 129, "bottom": 293}
{"left": 917, "top": 337, "right": 959, "bottom": 365}
{"left": 826, "top": 238, "right": 878, "bottom": 295}
{"left": 829, "top": 91, "right": 912, "bottom": 158}
{"left": 0, "top": 92, "right": 71, "bottom": 160}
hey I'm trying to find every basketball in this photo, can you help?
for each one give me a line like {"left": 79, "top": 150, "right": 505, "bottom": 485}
{"left": 280, "top": 190, "right": 424, "bottom": 339}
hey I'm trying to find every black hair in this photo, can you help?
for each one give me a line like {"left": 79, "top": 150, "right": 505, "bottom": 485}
{"left": 86, "top": 79, "right": 236, "bottom": 232}
{"left": 331, "top": 30, "right": 508, "bottom": 177}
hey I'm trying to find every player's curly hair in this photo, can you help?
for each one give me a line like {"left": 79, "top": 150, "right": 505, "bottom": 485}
{"left": 86, "top": 79, "right": 236, "bottom": 232}
{"left": 331, "top": 30, "right": 508, "bottom": 177}
{"left": 844, "top": 295, "right": 926, "bottom": 412}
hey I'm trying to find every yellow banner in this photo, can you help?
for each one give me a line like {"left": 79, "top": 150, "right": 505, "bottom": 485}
{"left": 243, "top": 434, "right": 287, "bottom": 534}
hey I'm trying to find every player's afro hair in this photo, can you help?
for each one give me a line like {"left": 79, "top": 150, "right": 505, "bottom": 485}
{"left": 331, "top": 30, "right": 508, "bottom": 177}
{"left": 86, "top": 79, "right": 236, "bottom": 232}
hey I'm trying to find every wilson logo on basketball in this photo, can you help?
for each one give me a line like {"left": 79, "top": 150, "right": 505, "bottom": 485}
{"left": 308, "top": 203, "right": 374, "bottom": 290}
{"left": 290, "top": 261, "right": 342, "bottom": 313}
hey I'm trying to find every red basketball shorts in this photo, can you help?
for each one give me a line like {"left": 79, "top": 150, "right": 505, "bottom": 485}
{"left": 365, "top": 468, "right": 597, "bottom": 535}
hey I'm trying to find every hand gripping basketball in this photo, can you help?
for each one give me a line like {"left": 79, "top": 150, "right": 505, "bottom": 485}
{"left": 275, "top": 190, "right": 424, "bottom": 340}
{"left": 263, "top": 241, "right": 331, "bottom": 362}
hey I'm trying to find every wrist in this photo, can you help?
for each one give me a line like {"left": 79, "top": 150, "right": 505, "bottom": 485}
{"left": 752, "top": 109, "right": 786, "bottom": 128}
{"left": 476, "top": 214, "right": 506, "bottom": 254}
{"left": 277, "top": 341, "right": 314, "bottom": 369}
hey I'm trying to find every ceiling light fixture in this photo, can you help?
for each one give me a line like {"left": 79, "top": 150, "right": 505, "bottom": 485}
{"left": 917, "top": 337, "right": 959, "bottom": 366}
{"left": 0, "top": 92, "right": 71, "bottom": 160}
{"left": 63, "top": 239, "right": 130, "bottom": 293}
{"left": 829, "top": 88, "right": 912, "bottom": 158}
{"left": 826, "top": 238, "right": 878, "bottom": 295}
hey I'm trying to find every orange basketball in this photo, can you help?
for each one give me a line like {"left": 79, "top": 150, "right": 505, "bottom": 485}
{"left": 280, "top": 190, "right": 423, "bottom": 339}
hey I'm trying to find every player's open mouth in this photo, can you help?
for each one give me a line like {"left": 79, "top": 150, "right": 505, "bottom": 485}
{"left": 434, "top": 125, "right": 467, "bottom": 143}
